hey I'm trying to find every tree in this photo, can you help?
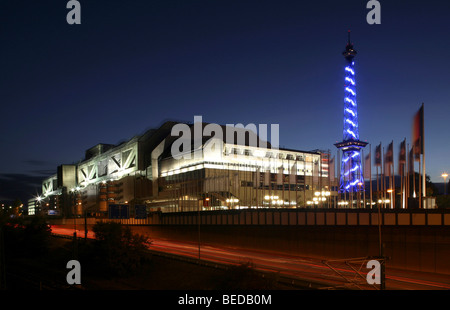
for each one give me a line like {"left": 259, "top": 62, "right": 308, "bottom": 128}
{"left": 436, "top": 195, "right": 450, "bottom": 208}
{"left": 11, "top": 199, "right": 23, "bottom": 217}
{"left": 0, "top": 199, "right": 23, "bottom": 217}
{"left": 408, "top": 173, "right": 438, "bottom": 197}
{"left": 2, "top": 215, "right": 52, "bottom": 257}
{"left": 90, "top": 222, "right": 151, "bottom": 276}
{"left": 23, "top": 216, "right": 52, "bottom": 254}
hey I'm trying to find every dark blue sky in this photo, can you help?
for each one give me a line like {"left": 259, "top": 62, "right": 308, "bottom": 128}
{"left": 1, "top": 0, "right": 449, "bottom": 202}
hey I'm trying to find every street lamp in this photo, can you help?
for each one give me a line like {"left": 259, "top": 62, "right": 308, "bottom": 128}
{"left": 442, "top": 173, "right": 449, "bottom": 195}
{"left": 69, "top": 187, "right": 82, "bottom": 235}
{"left": 36, "top": 196, "right": 42, "bottom": 215}
{"left": 387, "top": 189, "right": 394, "bottom": 209}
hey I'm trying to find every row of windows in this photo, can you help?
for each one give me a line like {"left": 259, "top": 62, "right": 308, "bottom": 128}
{"left": 241, "top": 181, "right": 308, "bottom": 191}
{"left": 225, "top": 148, "right": 310, "bottom": 161}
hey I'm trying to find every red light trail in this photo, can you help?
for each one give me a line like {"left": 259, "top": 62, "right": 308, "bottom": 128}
{"left": 51, "top": 225, "right": 450, "bottom": 290}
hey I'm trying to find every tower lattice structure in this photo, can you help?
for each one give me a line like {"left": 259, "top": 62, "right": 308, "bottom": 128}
{"left": 335, "top": 32, "right": 367, "bottom": 194}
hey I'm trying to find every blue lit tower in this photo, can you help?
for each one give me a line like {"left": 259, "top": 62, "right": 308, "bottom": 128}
{"left": 335, "top": 31, "right": 367, "bottom": 194}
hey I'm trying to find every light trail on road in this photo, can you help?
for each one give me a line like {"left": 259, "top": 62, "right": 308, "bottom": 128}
{"left": 50, "top": 225, "right": 450, "bottom": 290}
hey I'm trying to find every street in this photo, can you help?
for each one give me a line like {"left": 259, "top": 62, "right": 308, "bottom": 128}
{"left": 50, "top": 225, "right": 450, "bottom": 290}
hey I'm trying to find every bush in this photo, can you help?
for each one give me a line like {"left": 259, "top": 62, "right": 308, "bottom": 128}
{"left": 436, "top": 195, "right": 450, "bottom": 208}
{"left": 89, "top": 222, "right": 152, "bottom": 276}
{"left": 2, "top": 215, "right": 52, "bottom": 258}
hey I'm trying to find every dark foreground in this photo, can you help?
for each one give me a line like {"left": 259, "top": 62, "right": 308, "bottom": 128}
{"left": 3, "top": 237, "right": 299, "bottom": 290}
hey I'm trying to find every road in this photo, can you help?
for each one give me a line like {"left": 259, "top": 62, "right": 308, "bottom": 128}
{"left": 50, "top": 225, "right": 450, "bottom": 290}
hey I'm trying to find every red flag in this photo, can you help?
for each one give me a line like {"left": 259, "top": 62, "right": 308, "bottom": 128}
{"left": 399, "top": 140, "right": 406, "bottom": 164}
{"left": 364, "top": 152, "right": 371, "bottom": 179}
{"left": 412, "top": 104, "right": 424, "bottom": 158}
{"left": 399, "top": 139, "right": 406, "bottom": 175}
{"left": 409, "top": 146, "right": 414, "bottom": 174}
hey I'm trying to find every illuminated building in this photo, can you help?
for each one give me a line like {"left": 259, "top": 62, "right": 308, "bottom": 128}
{"left": 29, "top": 121, "right": 336, "bottom": 215}
{"left": 155, "top": 126, "right": 333, "bottom": 212}
{"left": 334, "top": 32, "right": 367, "bottom": 195}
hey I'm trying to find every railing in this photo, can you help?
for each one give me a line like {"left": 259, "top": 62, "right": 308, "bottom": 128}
{"left": 159, "top": 208, "right": 450, "bottom": 226}
{"left": 50, "top": 208, "right": 450, "bottom": 227}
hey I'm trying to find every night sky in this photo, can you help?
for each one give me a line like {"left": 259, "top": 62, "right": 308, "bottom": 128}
{"left": 1, "top": 0, "right": 449, "bottom": 203}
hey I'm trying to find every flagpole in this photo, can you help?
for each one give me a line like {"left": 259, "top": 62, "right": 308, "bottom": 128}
{"left": 405, "top": 139, "right": 407, "bottom": 209}
{"left": 363, "top": 149, "right": 366, "bottom": 209}
{"left": 287, "top": 158, "right": 290, "bottom": 209}
{"left": 412, "top": 144, "right": 416, "bottom": 201}
{"left": 402, "top": 138, "right": 406, "bottom": 209}
{"left": 370, "top": 144, "right": 373, "bottom": 209}
{"left": 401, "top": 140, "right": 404, "bottom": 209}
{"left": 392, "top": 140, "right": 395, "bottom": 210}
{"left": 303, "top": 157, "right": 306, "bottom": 208}
{"left": 319, "top": 153, "right": 322, "bottom": 208}
{"left": 296, "top": 158, "right": 298, "bottom": 208}
{"left": 400, "top": 141, "right": 403, "bottom": 209}
{"left": 376, "top": 143, "right": 379, "bottom": 208}
{"left": 382, "top": 146, "right": 385, "bottom": 209}
{"left": 419, "top": 141, "right": 422, "bottom": 209}
{"left": 328, "top": 151, "right": 331, "bottom": 208}
{"left": 406, "top": 143, "right": 409, "bottom": 209}
{"left": 422, "top": 103, "right": 426, "bottom": 202}
{"left": 376, "top": 165, "right": 379, "bottom": 207}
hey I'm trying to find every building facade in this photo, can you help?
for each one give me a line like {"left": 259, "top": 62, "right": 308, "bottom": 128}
{"left": 29, "top": 121, "right": 336, "bottom": 216}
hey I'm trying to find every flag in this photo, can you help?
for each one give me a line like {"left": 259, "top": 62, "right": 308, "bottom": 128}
{"left": 399, "top": 140, "right": 406, "bottom": 164}
{"left": 385, "top": 142, "right": 393, "bottom": 177}
{"left": 364, "top": 151, "right": 371, "bottom": 179}
{"left": 386, "top": 142, "right": 393, "bottom": 163}
{"left": 329, "top": 156, "right": 335, "bottom": 182}
{"left": 399, "top": 139, "right": 406, "bottom": 174}
{"left": 412, "top": 104, "right": 424, "bottom": 157}
{"left": 375, "top": 143, "right": 382, "bottom": 167}
{"left": 409, "top": 146, "right": 414, "bottom": 174}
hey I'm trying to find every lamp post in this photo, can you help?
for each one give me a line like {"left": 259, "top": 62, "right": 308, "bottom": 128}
{"left": 36, "top": 196, "right": 42, "bottom": 215}
{"left": 69, "top": 186, "right": 81, "bottom": 259}
{"left": 386, "top": 189, "right": 393, "bottom": 209}
{"left": 70, "top": 187, "right": 81, "bottom": 235}
{"left": 442, "top": 173, "right": 449, "bottom": 195}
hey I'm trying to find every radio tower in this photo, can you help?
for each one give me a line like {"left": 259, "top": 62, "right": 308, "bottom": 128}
{"left": 335, "top": 31, "right": 367, "bottom": 195}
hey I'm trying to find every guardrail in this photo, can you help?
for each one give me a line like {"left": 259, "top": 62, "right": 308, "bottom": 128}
{"left": 48, "top": 208, "right": 450, "bottom": 227}
{"left": 159, "top": 208, "right": 450, "bottom": 226}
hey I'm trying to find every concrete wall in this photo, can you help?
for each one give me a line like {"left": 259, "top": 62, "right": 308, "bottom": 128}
{"left": 157, "top": 209, "right": 450, "bottom": 226}
{"left": 50, "top": 208, "right": 450, "bottom": 275}
{"left": 124, "top": 225, "right": 450, "bottom": 275}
